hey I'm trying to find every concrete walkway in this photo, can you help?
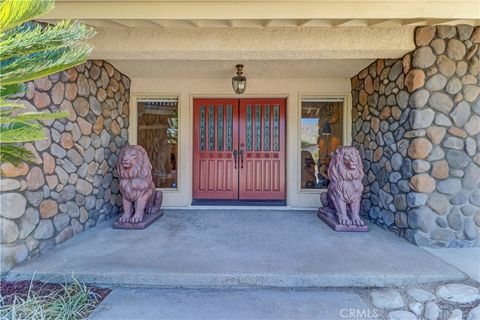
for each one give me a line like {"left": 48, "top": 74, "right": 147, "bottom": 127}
{"left": 422, "top": 247, "right": 480, "bottom": 282}
{"left": 7, "top": 209, "right": 466, "bottom": 287}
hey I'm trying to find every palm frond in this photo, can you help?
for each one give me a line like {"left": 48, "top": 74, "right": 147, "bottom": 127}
{"left": 1, "top": 20, "right": 95, "bottom": 61}
{"left": 0, "top": 83, "right": 26, "bottom": 97}
{"left": 0, "top": 121, "right": 46, "bottom": 143}
{"left": 0, "top": 98, "right": 27, "bottom": 110}
{"left": 0, "top": 0, "right": 94, "bottom": 166}
{"left": 0, "top": 110, "right": 69, "bottom": 125}
{"left": 0, "top": 144, "right": 34, "bottom": 165}
{"left": 1, "top": 43, "right": 93, "bottom": 85}
{"left": 0, "top": 0, "right": 54, "bottom": 32}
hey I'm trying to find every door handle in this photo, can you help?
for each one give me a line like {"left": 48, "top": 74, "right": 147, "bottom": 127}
{"left": 233, "top": 150, "right": 238, "bottom": 169}
{"left": 239, "top": 149, "right": 244, "bottom": 169}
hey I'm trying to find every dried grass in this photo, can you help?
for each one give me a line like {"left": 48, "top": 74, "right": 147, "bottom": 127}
{"left": 0, "top": 277, "right": 99, "bottom": 320}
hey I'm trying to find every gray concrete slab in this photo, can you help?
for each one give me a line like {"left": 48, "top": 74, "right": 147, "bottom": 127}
{"left": 89, "top": 288, "right": 372, "bottom": 320}
{"left": 7, "top": 210, "right": 466, "bottom": 287}
{"left": 422, "top": 247, "right": 480, "bottom": 282}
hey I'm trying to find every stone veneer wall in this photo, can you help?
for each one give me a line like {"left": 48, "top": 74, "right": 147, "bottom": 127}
{"left": 0, "top": 60, "right": 130, "bottom": 272}
{"left": 351, "top": 25, "right": 480, "bottom": 247}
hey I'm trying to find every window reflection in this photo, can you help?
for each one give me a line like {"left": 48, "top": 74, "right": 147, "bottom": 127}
{"left": 300, "top": 98, "right": 343, "bottom": 189}
{"left": 137, "top": 98, "right": 178, "bottom": 189}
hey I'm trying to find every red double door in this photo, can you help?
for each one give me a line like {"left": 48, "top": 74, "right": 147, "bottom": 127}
{"left": 193, "top": 98, "right": 286, "bottom": 200}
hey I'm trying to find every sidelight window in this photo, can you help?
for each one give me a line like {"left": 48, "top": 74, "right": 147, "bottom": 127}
{"left": 300, "top": 98, "right": 344, "bottom": 190}
{"left": 137, "top": 98, "right": 178, "bottom": 189}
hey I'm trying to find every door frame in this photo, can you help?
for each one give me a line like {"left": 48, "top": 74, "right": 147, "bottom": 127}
{"left": 191, "top": 95, "right": 288, "bottom": 203}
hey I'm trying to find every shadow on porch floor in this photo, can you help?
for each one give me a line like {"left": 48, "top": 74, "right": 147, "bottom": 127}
{"left": 6, "top": 209, "right": 466, "bottom": 288}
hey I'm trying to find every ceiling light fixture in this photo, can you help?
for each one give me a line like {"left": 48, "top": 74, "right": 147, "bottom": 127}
{"left": 232, "top": 64, "right": 247, "bottom": 94}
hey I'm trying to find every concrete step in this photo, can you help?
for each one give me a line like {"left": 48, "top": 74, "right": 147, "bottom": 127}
{"left": 9, "top": 271, "right": 462, "bottom": 289}
{"left": 6, "top": 269, "right": 466, "bottom": 289}
{"left": 7, "top": 210, "right": 466, "bottom": 288}
{"left": 88, "top": 287, "right": 372, "bottom": 320}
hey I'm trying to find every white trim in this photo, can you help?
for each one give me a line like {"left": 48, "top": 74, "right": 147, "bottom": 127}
{"left": 296, "top": 93, "right": 351, "bottom": 194}
{"left": 128, "top": 93, "right": 137, "bottom": 144}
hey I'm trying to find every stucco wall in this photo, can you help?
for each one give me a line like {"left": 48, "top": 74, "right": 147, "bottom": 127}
{"left": 0, "top": 60, "right": 130, "bottom": 272}
{"left": 352, "top": 25, "right": 480, "bottom": 247}
{"left": 88, "top": 26, "right": 414, "bottom": 61}
{"left": 129, "top": 77, "right": 353, "bottom": 208}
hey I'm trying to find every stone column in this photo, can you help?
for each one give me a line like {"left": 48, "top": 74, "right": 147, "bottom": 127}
{"left": 0, "top": 60, "right": 131, "bottom": 272}
{"left": 351, "top": 25, "right": 480, "bottom": 247}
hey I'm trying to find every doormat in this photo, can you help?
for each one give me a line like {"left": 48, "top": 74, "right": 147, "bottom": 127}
{"left": 318, "top": 208, "right": 368, "bottom": 232}
{"left": 191, "top": 199, "right": 287, "bottom": 206}
{"left": 113, "top": 210, "right": 163, "bottom": 230}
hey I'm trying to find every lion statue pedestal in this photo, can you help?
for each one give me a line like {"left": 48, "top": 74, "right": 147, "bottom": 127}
{"left": 317, "top": 146, "right": 368, "bottom": 232}
{"left": 113, "top": 145, "right": 163, "bottom": 230}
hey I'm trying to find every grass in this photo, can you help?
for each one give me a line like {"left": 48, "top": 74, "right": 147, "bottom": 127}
{"left": 0, "top": 278, "right": 99, "bottom": 320}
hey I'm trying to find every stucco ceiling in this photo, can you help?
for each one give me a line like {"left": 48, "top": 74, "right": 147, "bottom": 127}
{"left": 40, "top": 18, "right": 480, "bottom": 29}
{"left": 110, "top": 59, "right": 374, "bottom": 79}
{"left": 43, "top": 0, "right": 480, "bottom": 24}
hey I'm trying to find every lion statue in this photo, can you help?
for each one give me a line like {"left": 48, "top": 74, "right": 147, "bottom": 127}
{"left": 320, "top": 146, "right": 365, "bottom": 226}
{"left": 117, "top": 145, "right": 162, "bottom": 224}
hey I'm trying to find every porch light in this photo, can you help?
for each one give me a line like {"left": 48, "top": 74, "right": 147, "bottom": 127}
{"left": 232, "top": 64, "right": 247, "bottom": 94}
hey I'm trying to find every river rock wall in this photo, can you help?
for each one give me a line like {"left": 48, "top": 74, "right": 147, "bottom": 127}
{"left": 351, "top": 25, "right": 480, "bottom": 247}
{"left": 0, "top": 60, "right": 130, "bottom": 272}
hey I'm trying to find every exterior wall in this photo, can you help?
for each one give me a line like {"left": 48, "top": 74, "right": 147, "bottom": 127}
{"left": 129, "top": 77, "right": 352, "bottom": 208}
{"left": 0, "top": 60, "right": 130, "bottom": 272}
{"left": 352, "top": 25, "right": 480, "bottom": 247}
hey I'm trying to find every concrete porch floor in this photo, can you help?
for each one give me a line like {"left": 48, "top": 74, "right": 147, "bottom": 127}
{"left": 6, "top": 209, "right": 466, "bottom": 287}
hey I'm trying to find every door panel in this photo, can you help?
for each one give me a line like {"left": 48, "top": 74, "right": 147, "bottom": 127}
{"left": 193, "top": 99, "right": 239, "bottom": 199}
{"left": 239, "top": 99, "right": 286, "bottom": 200}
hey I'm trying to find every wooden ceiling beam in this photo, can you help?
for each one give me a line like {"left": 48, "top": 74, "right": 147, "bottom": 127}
{"left": 148, "top": 19, "right": 166, "bottom": 28}
{"left": 263, "top": 19, "right": 273, "bottom": 28}
{"left": 367, "top": 19, "right": 402, "bottom": 27}
{"left": 109, "top": 19, "right": 136, "bottom": 28}
{"left": 401, "top": 19, "right": 428, "bottom": 26}
{"left": 298, "top": 19, "right": 314, "bottom": 27}
{"left": 333, "top": 19, "right": 368, "bottom": 27}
